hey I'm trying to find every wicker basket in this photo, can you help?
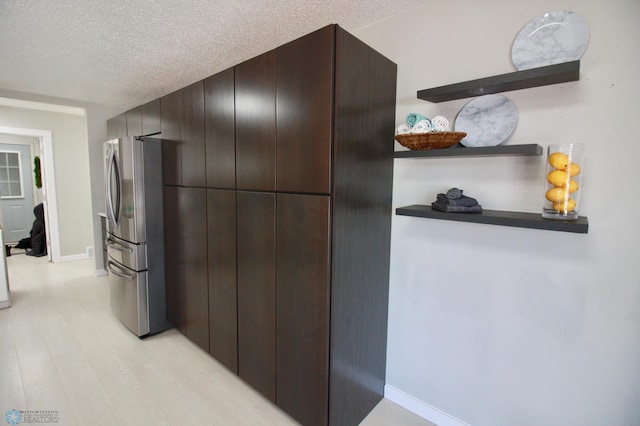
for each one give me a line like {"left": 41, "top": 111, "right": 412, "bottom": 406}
{"left": 394, "top": 131, "right": 467, "bottom": 150}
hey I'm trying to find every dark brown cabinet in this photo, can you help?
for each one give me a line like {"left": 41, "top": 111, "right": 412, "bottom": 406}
{"left": 205, "top": 69, "right": 236, "bottom": 189}
{"left": 180, "top": 187, "right": 209, "bottom": 351}
{"left": 236, "top": 191, "right": 277, "bottom": 401}
{"left": 206, "top": 189, "right": 238, "bottom": 372}
{"left": 160, "top": 89, "right": 182, "bottom": 186}
{"left": 163, "top": 186, "right": 208, "bottom": 350}
{"left": 106, "top": 113, "right": 127, "bottom": 139}
{"left": 111, "top": 100, "right": 160, "bottom": 139}
{"left": 276, "top": 193, "right": 331, "bottom": 426}
{"left": 234, "top": 51, "right": 276, "bottom": 191}
{"left": 126, "top": 106, "right": 143, "bottom": 136}
{"left": 162, "top": 186, "right": 184, "bottom": 333}
{"left": 276, "top": 27, "right": 333, "bottom": 195}
{"left": 141, "top": 98, "right": 161, "bottom": 136}
{"left": 112, "top": 23, "right": 396, "bottom": 426}
{"left": 159, "top": 83, "right": 205, "bottom": 187}
{"left": 181, "top": 81, "right": 206, "bottom": 187}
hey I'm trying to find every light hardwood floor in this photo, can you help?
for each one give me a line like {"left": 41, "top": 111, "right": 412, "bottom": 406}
{"left": 1, "top": 253, "right": 435, "bottom": 426}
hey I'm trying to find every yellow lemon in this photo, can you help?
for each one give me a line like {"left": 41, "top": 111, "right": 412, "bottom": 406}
{"left": 565, "top": 162, "right": 581, "bottom": 177}
{"left": 553, "top": 198, "right": 576, "bottom": 212}
{"left": 548, "top": 152, "right": 569, "bottom": 169}
{"left": 547, "top": 170, "right": 569, "bottom": 187}
{"left": 545, "top": 187, "right": 567, "bottom": 202}
{"left": 568, "top": 179, "right": 579, "bottom": 193}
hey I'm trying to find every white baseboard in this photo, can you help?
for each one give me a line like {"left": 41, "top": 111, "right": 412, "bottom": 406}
{"left": 384, "top": 385, "right": 471, "bottom": 426}
{"left": 0, "top": 300, "right": 10, "bottom": 309}
{"left": 94, "top": 268, "right": 108, "bottom": 277}
{"left": 59, "top": 253, "right": 90, "bottom": 262}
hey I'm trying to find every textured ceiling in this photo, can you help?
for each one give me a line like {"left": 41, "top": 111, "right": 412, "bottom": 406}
{"left": 0, "top": 0, "right": 424, "bottom": 109}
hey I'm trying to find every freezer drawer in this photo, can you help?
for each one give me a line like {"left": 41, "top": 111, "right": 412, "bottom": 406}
{"left": 106, "top": 233, "right": 147, "bottom": 271}
{"left": 107, "top": 259, "right": 149, "bottom": 337}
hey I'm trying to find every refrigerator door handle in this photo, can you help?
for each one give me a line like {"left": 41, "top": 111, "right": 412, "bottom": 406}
{"left": 105, "top": 237, "right": 134, "bottom": 253}
{"left": 107, "top": 260, "right": 136, "bottom": 281}
{"left": 106, "top": 147, "right": 121, "bottom": 228}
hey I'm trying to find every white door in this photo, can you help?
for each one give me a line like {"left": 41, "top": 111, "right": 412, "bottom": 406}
{"left": 0, "top": 144, "right": 35, "bottom": 243}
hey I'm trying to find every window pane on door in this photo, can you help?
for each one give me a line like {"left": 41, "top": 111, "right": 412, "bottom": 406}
{"left": 0, "top": 151, "right": 24, "bottom": 198}
{"left": 8, "top": 154, "right": 18, "bottom": 167}
{"left": 9, "top": 168, "right": 20, "bottom": 181}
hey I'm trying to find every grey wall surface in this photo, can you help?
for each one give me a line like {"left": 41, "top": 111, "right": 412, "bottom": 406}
{"left": 354, "top": 1, "right": 640, "bottom": 425}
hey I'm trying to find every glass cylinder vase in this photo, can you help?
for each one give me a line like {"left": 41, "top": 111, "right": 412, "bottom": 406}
{"left": 542, "top": 143, "right": 584, "bottom": 220}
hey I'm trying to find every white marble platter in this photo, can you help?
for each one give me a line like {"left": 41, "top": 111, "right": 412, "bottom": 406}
{"left": 511, "top": 10, "right": 589, "bottom": 71}
{"left": 454, "top": 94, "right": 518, "bottom": 147}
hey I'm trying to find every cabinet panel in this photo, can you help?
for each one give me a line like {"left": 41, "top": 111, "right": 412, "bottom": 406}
{"left": 276, "top": 25, "right": 333, "bottom": 195}
{"left": 205, "top": 69, "right": 236, "bottom": 189}
{"left": 236, "top": 191, "right": 276, "bottom": 401}
{"left": 276, "top": 193, "right": 331, "bottom": 426}
{"left": 126, "top": 106, "right": 143, "bottom": 137}
{"left": 329, "top": 27, "right": 396, "bottom": 426}
{"left": 107, "top": 113, "right": 127, "bottom": 140}
{"left": 235, "top": 51, "right": 276, "bottom": 191}
{"left": 207, "top": 189, "right": 238, "bottom": 373}
{"left": 141, "top": 98, "right": 161, "bottom": 135}
{"left": 162, "top": 186, "right": 184, "bottom": 333}
{"left": 181, "top": 81, "right": 206, "bottom": 187}
{"left": 180, "top": 187, "right": 209, "bottom": 351}
{"left": 160, "top": 90, "right": 182, "bottom": 186}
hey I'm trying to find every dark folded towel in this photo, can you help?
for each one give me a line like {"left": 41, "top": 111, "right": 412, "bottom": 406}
{"left": 431, "top": 201, "right": 483, "bottom": 213}
{"left": 436, "top": 193, "right": 479, "bottom": 207}
{"left": 446, "top": 187, "right": 463, "bottom": 200}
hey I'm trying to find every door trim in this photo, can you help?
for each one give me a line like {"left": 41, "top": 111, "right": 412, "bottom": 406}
{"left": 0, "top": 126, "right": 60, "bottom": 262}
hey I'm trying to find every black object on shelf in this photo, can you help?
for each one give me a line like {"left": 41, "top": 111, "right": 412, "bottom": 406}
{"left": 417, "top": 61, "right": 580, "bottom": 103}
{"left": 396, "top": 205, "right": 588, "bottom": 234}
{"left": 394, "top": 143, "right": 543, "bottom": 158}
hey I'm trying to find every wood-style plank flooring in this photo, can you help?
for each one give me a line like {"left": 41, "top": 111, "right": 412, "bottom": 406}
{"left": 0, "top": 253, "right": 434, "bottom": 426}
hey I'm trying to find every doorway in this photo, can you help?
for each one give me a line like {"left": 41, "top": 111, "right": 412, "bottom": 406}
{"left": 0, "top": 126, "right": 60, "bottom": 262}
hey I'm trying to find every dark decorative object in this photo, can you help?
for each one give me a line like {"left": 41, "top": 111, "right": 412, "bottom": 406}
{"left": 34, "top": 156, "right": 42, "bottom": 188}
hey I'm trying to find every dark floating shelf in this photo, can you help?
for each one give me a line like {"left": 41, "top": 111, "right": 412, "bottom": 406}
{"left": 394, "top": 143, "right": 543, "bottom": 158}
{"left": 396, "top": 205, "right": 588, "bottom": 234}
{"left": 417, "top": 61, "right": 580, "bottom": 103}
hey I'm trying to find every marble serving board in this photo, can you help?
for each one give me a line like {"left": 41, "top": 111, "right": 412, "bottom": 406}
{"left": 511, "top": 10, "right": 590, "bottom": 71}
{"left": 454, "top": 94, "right": 518, "bottom": 147}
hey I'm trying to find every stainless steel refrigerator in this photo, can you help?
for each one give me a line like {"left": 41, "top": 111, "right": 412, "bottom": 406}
{"left": 104, "top": 136, "right": 170, "bottom": 337}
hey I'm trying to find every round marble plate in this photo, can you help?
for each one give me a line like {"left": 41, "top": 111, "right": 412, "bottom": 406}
{"left": 511, "top": 10, "right": 589, "bottom": 71}
{"left": 454, "top": 94, "right": 518, "bottom": 147}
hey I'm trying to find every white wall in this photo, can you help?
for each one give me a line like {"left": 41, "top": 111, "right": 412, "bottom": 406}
{"left": 354, "top": 1, "right": 640, "bottom": 425}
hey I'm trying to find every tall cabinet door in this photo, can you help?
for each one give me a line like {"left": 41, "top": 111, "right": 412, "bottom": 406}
{"left": 276, "top": 25, "right": 334, "bottom": 195}
{"left": 107, "top": 113, "right": 127, "bottom": 140}
{"left": 207, "top": 189, "right": 238, "bottom": 373}
{"left": 163, "top": 186, "right": 184, "bottom": 333}
{"left": 181, "top": 81, "right": 206, "bottom": 187}
{"left": 235, "top": 51, "right": 276, "bottom": 191}
{"left": 126, "top": 106, "right": 143, "bottom": 137}
{"left": 276, "top": 193, "right": 331, "bottom": 426}
{"left": 180, "top": 187, "right": 209, "bottom": 351}
{"left": 160, "top": 90, "right": 182, "bottom": 186}
{"left": 205, "top": 69, "right": 236, "bottom": 189}
{"left": 236, "top": 191, "right": 276, "bottom": 402}
{"left": 141, "top": 98, "right": 161, "bottom": 136}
